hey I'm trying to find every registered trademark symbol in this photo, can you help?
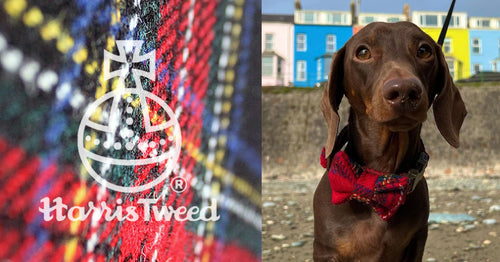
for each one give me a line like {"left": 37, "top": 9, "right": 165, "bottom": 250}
{"left": 170, "top": 177, "right": 188, "bottom": 193}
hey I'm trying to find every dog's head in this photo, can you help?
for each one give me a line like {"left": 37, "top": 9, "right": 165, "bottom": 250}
{"left": 322, "top": 21, "right": 467, "bottom": 159}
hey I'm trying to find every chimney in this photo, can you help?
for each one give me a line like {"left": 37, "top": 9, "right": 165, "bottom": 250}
{"left": 350, "top": 1, "right": 358, "bottom": 25}
{"left": 403, "top": 4, "right": 410, "bottom": 21}
{"left": 295, "top": 0, "right": 302, "bottom": 10}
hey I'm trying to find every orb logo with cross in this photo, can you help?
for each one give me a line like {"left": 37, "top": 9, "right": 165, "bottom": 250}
{"left": 77, "top": 40, "right": 182, "bottom": 193}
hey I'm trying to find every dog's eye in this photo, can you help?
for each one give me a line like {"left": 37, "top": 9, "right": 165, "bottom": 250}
{"left": 417, "top": 45, "right": 432, "bottom": 59}
{"left": 356, "top": 47, "right": 371, "bottom": 60}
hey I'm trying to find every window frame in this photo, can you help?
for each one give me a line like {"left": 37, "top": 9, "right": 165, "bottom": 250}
{"left": 363, "top": 16, "right": 375, "bottom": 24}
{"left": 472, "top": 38, "right": 482, "bottom": 55}
{"left": 317, "top": 59, "right": 321, "bottom": 80}
{"left": 262, "top": 56, "right": 274, "bottom": 77}
{"left": 323, "top": 57, "right": 332, "bottom": 80}
{"left": 441, "top": 15, "right": 459, "bottom": 27}
{"left": 326, "top": 34, "right": 336, "bottom": 53}
{"left": 296, "top": 60, "right": 307, "bottom": 81}
{"left": 473, "top": 64, "right": 482, "bottom": 74}
{"left": 421, "top": 14, "right": 438, "bottom": 27}
{"left": 388, "top": 17, "right": 400, "bottom": 23}
{"left": 446, "top": 59, "right": 455, "bottom": 80}
{"left": 304, "top": 12, "right": 315, "bottom": 23}
{"left": 264, "top": 33, "right": 274, "bottom": 51}
{"left": 297, "top": 33, "right": 307, "bottom": 52}
{"left": 443, "top": 38, "right": 452, "bottom": 54}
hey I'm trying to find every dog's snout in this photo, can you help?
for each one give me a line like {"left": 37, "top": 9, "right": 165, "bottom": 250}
{"left": 383, "top": 79, "right": 423, "bottom": 108}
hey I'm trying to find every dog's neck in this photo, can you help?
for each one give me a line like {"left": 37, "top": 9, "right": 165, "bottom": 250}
{"left": 345, "top": 109, "right": 422, "bottom": 173}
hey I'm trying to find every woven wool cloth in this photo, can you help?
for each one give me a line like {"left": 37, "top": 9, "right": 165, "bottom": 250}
{"left": 320, "top": 148, "right": 412, "bottom": 221}
{"left": 0, "top": 0, "right": 261, "bottom": 261}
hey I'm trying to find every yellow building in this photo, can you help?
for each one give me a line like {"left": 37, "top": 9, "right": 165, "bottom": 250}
{"left": 412, "top": 11, "right": 471, "bottom": 81}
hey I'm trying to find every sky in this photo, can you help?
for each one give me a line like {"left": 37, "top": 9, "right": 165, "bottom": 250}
{"left": 262, "top": 0, "right": 500, "bottom": 17}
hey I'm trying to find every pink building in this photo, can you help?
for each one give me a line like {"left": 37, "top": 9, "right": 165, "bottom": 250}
{"left": 262, "top": 15, "right": 294, "bottom": 86}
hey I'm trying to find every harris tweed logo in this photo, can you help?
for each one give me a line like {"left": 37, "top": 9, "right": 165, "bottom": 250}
{"left": 77, "top": 40, "right": 183, "bottom": 193}
{"left": 39, "top": 41, "right": 220, "bottom": 222}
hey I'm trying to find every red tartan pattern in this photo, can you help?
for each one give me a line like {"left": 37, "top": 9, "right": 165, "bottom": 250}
{"left": 320, "top": 148, "right": 412, "bottom": 221}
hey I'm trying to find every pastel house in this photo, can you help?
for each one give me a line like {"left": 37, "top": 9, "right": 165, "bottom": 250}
{"left": 412, "top": 11, "right": 470, "bottom": 81}
{"left": 468, "top": 16, "right": 500, "bottom": 75}
{"left": 293, "top": 10, "right": 352, "bottom": 87}
{"left": 358, "top": 12, "right": 407, "bottom": 26}
{"left": 265, "top": 3, "right": 500, "bottom": 88}
{"left": 262, "top": 14, "right": 295, "bottom": 86}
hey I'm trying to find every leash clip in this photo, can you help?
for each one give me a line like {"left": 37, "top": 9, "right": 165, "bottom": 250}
{"left": 408, "top": 151, "right": 429, "bottom": 193}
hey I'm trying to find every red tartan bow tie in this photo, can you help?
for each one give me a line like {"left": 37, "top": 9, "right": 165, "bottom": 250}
{"left": 320, "top": 147, "right": 429, "bottom": 221}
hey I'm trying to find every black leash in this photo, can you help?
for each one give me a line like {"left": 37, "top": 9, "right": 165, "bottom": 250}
{"left": 326, "top": 125, "right": 349, "bottom": 168}
{"left": 437, "top": 0, "right": 456, "bottom": 46}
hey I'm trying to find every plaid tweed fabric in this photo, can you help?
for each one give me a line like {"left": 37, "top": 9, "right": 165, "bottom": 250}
{"left": 320, "top": 148, "right": 413, "bottom": 221}
{"left": 0, "top": 0, "right": 261, "bottom": 261}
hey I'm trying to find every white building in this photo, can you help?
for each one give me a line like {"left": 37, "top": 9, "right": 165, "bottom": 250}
{"left": 295, "top": 10, "right": 351, "bottom": 25}
{"left": 358, "top": 13, "right": 406, "bottom": 25}
{"left": 262, "top": 15, "right": 294, "bottom": 86}
{"left": 411, "top": 11, "right": 468, "bottom": 29}
{"left": 469, "top": 16, "right": 500, "bottom": 29}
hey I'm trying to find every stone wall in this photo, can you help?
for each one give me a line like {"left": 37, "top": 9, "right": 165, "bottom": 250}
{"left": 262, "top": 86, "right": 500, "bottom": 180}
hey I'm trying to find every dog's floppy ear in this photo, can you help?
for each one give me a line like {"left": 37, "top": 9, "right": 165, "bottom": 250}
{"left": 432, "top": 45, "right": 467, "bottom": 148}
{"left": 322, "top": 47, "right": 345, "bottom": 159}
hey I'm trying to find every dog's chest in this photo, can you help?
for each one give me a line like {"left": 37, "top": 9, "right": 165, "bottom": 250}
{"left": 335, "top": 200, "right": 423, "bottom": 260}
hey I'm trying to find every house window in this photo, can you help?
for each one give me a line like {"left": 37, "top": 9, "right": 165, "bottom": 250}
{"left": 264, "top": 34, "right": 274, "bottom": 51}
{"left": 363, "top": 16, "right": 375, "bottom": 24}
{"left": 441, "top": 15, "right": 460, "bottom": 27}
{"left": 297, "top": 60, "right": 307, "bottom": 81}
{"left": 421, "top": 15, "right": 438, "bottom": 26}
{"left": 297, "top": 34, "right": 307, "bottom": 51}
{"left": 327, "top": 14, "right": 346, "bottom": 25}
{"left": 326, "top": 14, "right": 332, "bottom": 24}
{"left": 443, "top": 38, "right": 452, "bottom": 53}
{"left": 326, "top": 34, "right": 336, "bottom": 53}
{"left": 476, "top": 19, "right": 490, "bottom": 28}
{"left": 262, "top": 56, "right": 273, "bottom": 77}
{"left": 324, "top": 57, "right": 332, "bottom": 80}
{"left": 446, "top": 59, "right": 455, "bottom": 79}
{"left": 493, "top": 62, "right": 498, "bottom": 72}
{"left": 304, "top": 12, "right": 315, "bottom": 23}
{"left": 472, "top": 38, "right": 481, "bottom": 54}
{"left": 317, "top": 59, "right": 321, "bottom": 80}
{"left": 388, "top": 17, "right": 400, "bottom": 23}
{"left": 473, "top": 64, "right": 482, "bottom": 74}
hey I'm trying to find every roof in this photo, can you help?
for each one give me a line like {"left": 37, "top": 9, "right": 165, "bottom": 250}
{"left": 262, "top": 14, "right": 294, "bottom": 23}
{"left": 262, "top": 50, "right": 284, "bottom": 59}
{"left": 316, "top": 53, "right": 334, "bottom": 59}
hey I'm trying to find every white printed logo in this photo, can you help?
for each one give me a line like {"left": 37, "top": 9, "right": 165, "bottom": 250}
{"left": 77, "top": 40, "right": 182, "bottom": 193}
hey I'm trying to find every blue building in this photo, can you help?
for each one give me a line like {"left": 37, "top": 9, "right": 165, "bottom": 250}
{"left": 468, "top": 17, "right": 500, "bottom": 75}
{"left": 290, "top": 8, "right": 500, "bottom": 86}
{"left": 292, "top": 10, "right": 408, "bottom": 87}
{"left": 293, "top": 10, "right": 353, "bottom": 87}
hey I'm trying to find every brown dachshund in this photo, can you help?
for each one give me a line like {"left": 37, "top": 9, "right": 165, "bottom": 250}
{"left": 313, "top": 22, "right": 467, "bottom": 261}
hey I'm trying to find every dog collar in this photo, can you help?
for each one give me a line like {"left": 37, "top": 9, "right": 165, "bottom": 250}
{"left": 320, "top": 138, "right": 429, "bottom": 221}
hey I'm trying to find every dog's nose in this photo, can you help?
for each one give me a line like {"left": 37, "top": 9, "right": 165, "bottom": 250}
{"left": 383, "top": 79, "right": 423, "bottom": 108}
